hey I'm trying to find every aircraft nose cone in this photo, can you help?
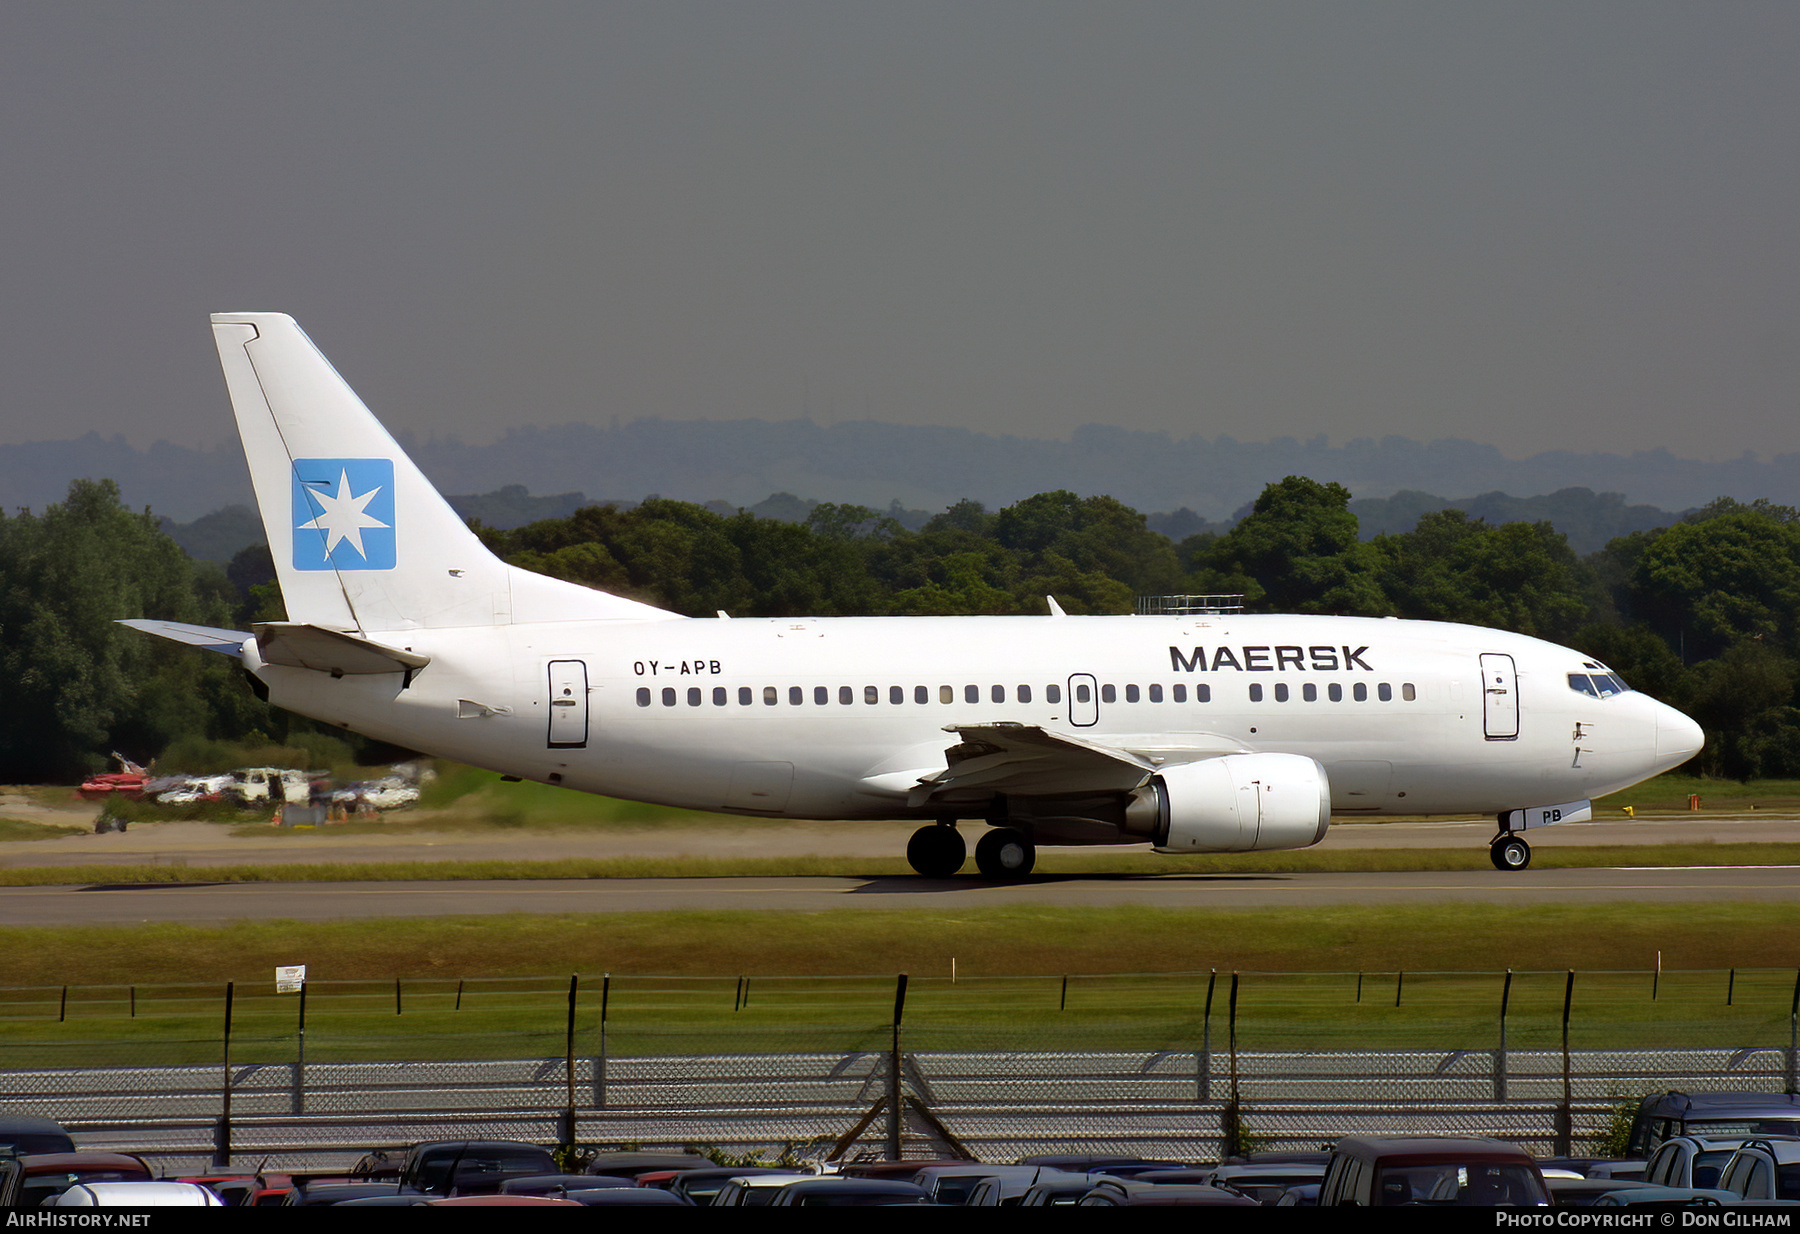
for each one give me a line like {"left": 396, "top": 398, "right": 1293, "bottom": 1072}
{"left": 1657, "top": 708, "right": 1705, "bottom": 764}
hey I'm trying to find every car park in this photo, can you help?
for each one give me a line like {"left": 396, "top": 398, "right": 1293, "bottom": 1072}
{"left": 1316, "top": 1136, "right": 1551, "bottom": 1206}
{"left": 663, "top": 1166, "right": 791, "bottom": 1205}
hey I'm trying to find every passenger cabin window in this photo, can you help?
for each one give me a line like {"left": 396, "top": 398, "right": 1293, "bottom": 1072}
{"left": 891, "top": 686, "right": 904, "bottom": 704}
{"left": 1075, "top": 683, "right": 1091, "bottom": 703}
{"left": 915, "top": 685, "right": 929, "bottom": 704}
{"left": 1047, "top": 684, "right": 1062, "bottom": 704}
{"left": 1171, "top": 684, "right": 1185, "bottom": 703}
{"left": 1303, "top": 683, "right": 1317, "bottom": 702}
{"left": 1249, "top": 684, "right": 1263, "bottom": 702}
{"left": 790, "top": 686, "right": 803, "bottom": 705}
{"left": 1353, "top": 683, "right": 1368, "bottom": 702}
{"left": 991, "top": 684, "right": 1005, "bottom": 703}
{"left": 636, "top": 688, "right": 651, "bottom": 707}
{"left": 1378, "top": 683, "right": 1393, "bottom": 702}
{"left": 1018, "top": 685, "right": 1032, "bottom": 703}
{"left": 662, "top": 687, "right": 677, "bottom": 706}
{"left": 763, "top": 686, "right": 777, "bottom": 705}
{"left": 739, "top": 687, "right": 752, "bottom": 705}
{"left": 964, "top": 684, "right": 979, "bottom": 703}
{"left": 1148, "top": 684, "right": 1162, "bottom": 703}
{"left": 713, "top": 687, "right": 727, "bottom": 705}
{"left": 939, "top": 685, "right": 953, "bottom": 704}
{"left": 865, "top": 685, "right": 879, "bottom": 705}
{"left": 839, "top": 686, "right": 853, "bottom": 704}
{"left": 1101, "top": 684, "right": 1116, "bottom": 703}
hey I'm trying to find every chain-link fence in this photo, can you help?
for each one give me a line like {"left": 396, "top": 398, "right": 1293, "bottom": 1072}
{"left": 1, "top": 968, "right": 1793, "bottom": 1170}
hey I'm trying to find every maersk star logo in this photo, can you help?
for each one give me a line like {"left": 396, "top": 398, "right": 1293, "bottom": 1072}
{"left": 291, "top": 458, "right": 396, "bottom": 571}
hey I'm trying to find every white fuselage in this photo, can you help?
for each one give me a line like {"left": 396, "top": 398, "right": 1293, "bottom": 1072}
{"left": 246, "top": 611, "right": 1698, "bottom": 830}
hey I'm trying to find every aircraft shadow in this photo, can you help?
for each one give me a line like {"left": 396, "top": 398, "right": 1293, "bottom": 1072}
{"left": 846, "top": 872, "right": 1293, "bottom": 894}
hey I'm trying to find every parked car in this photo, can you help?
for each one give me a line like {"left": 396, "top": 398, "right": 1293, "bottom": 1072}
{"left": 1716, "top": 1138, "right": 1800, "bottom": 1201}
{"left": 50, "top": 1183, "right": 221, "bottom": 1207}
{"left": 1643, "top": 1135, "right": 1750, "bottom": 1190}
{"left": 1077, "top": 1179, "right": 1258, "bottom": 1206}
{"left": 396, "top": 1140, "right": 558, "bottom": 1196}
{"left": 711, "top": 1173, "right": 821, "bottom": 1206}
{"left": 1628, "top": 1092, "right": 1800, "bottom": 1157}
{"left": 10, "top": 1153, "right": 155, "bottom": 1209}
{"left": 1316, "top": 1136, "right": 1551, "bottom": 1207}
{"left": 0, "top": 1118, "right": 73, "bottom": 1157}
{"left": 963, "top": 1168, "right": 1092, "bottom": 1206}
{"left": 663, "top": 1166, "right": 791, "bottom": 1205}
{"left": 765, "top": 1177, "right": 929, "bottom": 1206}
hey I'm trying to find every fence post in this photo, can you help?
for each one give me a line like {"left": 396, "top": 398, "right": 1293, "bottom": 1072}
{"left": 1222, "top": 972, "right": 1242, "bottom": 1158}
{"left": 1788, "top": 969, "right": 1799, "bottom": 1095}
{"left": 559, "top": 974, "right": 578, "bottom": 1147}
{"left": 214, "top": 981, "right": 235, "bottom": 1167}
{"left": 1199, "top": 969, "right": 1216, "bottom": 1102}
{"left": 292, "top": 981, "right": 307, "bottom": 1116}
{"left": 1495, "top": 970, "right": 1512, "bottom": 1102}
{"left": 1557, "top": 970, "right": 1575, "bottom": 1156}
{"left": 888, "top": 974, "right": 909, "bottom": 1160}
{"left": 594, "top": 973, "right": 610, "bottom": 1109}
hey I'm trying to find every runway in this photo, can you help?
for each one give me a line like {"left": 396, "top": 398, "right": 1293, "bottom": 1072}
{"left": 7, "top": 863, "right": 1799, "bottom": 925}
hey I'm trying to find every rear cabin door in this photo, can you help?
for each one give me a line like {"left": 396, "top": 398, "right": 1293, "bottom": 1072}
{"left": 547, "top": 660, "right": 589, "bottom": 749}
{"left": 1480, "top": 653, "right": 1519, "bottom": 740}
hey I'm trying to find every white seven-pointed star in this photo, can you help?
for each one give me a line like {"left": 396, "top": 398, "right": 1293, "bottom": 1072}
{"left": 298, "top": 470, "right": 389, "bottom": 559}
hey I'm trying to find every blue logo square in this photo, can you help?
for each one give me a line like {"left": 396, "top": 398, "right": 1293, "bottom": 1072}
{"left": 291, "top": 458, "right": 396, "bottom": 571}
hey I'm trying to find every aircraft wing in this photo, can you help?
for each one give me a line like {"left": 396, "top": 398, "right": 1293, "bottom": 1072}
{"left": 901, "top": 723, "right": 1219, "bottom": 808}
{"left": 117, "top": 620, "right": 251, "bottom": 656}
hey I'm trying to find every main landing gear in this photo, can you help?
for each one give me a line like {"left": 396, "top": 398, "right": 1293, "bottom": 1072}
{"left": 905, "top": 819, "right": 1038, "bottom": 879}
{"left": 974, "top": 827, "right": 1036, "bottom": 879}
{"left": 906, "top": 821, "right": 966, "bottom": 879}
{"left": 1489, "top": 832, "right": 1531, "bottom": 871}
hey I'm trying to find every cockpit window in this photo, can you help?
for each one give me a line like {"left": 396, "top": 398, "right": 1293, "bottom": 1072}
{"left": 1570, "top": 666, "right": 1633, "bottom": 697}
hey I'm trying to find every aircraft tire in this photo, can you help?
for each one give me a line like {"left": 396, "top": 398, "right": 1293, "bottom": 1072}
{"left": 1490, "top": 835, "right": 1531, "bottom": 871}
{"left": 907, "top": 825, "right": 965, "bottom": 878}
{"left": 975, "top": 827, "right": 1036, "bottom": 879}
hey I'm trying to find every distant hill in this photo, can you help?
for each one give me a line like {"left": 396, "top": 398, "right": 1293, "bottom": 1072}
{"left": 15, "top": 418, "right": 1777, "bottom": 536}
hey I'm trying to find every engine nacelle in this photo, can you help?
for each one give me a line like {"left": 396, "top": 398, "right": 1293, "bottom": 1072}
{"left": 1134, "top": 753, "right": 1331, "bottom": 853}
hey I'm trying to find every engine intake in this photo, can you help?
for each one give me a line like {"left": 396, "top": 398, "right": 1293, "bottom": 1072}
{"left": 1134, "top": 753, "right": 1331, "bottom": 853}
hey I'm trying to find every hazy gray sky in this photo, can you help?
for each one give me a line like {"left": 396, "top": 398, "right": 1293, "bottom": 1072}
{"left": 3, "top": 2, "right": 1797, "bottom": 461}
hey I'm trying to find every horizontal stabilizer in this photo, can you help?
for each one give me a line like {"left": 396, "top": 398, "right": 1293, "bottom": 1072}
{"left": 116, "top": 620, "right": 251, "bottom": 656}
{"left": 253, "top": 622, "right": 431, "bottom": 676}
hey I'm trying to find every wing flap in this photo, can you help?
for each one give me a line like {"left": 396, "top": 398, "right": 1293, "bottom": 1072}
{"left": 253, "top": 622, "right": 431, "bottom": 676}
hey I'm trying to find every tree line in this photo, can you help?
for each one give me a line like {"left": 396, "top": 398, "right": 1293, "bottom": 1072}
{"left": 5, "top": 475, "right": 1795, "bottom": 782}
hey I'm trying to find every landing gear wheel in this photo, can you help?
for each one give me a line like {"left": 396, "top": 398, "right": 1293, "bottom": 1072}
{"left": 1490, "top": 835, "right": 1531, "bottom": 871}
{"left": 975, "top": 827, "right": 1036, "bottom": 879}
{"left": 907, "top": 825, "right": 965, "bottom": 878}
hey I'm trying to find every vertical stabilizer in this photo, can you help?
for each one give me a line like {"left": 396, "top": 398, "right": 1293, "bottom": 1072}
{"left": 211, "top": 313, "right": 673, "bottom": 632}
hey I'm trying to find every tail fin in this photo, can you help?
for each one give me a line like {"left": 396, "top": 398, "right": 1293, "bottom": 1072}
{"left": 211, "top": 313, "right": 674, "bottom": 632}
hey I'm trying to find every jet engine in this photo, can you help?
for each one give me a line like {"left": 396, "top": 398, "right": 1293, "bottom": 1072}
{"left": 1129, "top": 753, "right": 1331, "bottom": 853}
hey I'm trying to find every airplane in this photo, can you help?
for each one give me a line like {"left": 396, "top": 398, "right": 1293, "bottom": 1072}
{"left": 125, "top": 313, "right": 1705, "bottom": 877}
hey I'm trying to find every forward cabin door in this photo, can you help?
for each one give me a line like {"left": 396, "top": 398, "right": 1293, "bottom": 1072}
{"left": 1480, "top": 653, "right": 1519, "bottom": 740}
{"left": 547, "top": 660, "right": 589, "bottom": 749}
